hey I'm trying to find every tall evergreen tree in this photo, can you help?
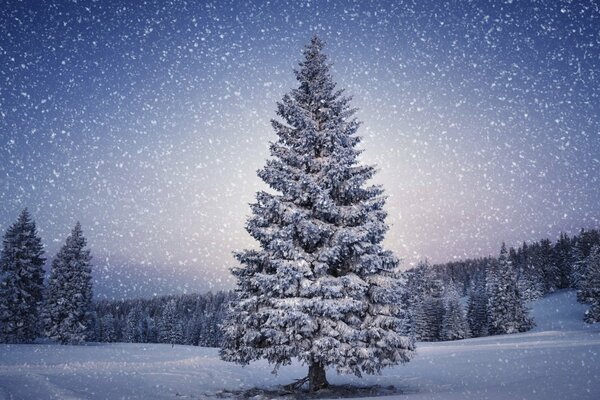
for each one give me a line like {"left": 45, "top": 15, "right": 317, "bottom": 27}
{"left": 538, "top": 239, "right": 558, "bottom": 294}
{"left": 440, "top": 283, "right": 469, "bottom": 341}
{"left": 124, "top": 305, "right": 145, "bottom": 343}
{"left": 43, "top": 222, "right": 94, "bottom": 344}
{"left": 583, "top": 245, "right": 600, "bottom": 323}
{"left": 0, "top": 209, "right": 46, "bottom": 343}
{"left": 404, "top": 262, "right": 429, "bottom": 340}
{"left": 487, "top": 243, "right": 533, "bottom": 335}
{"left": 517, "top": 242, "right": 546, "bottom": 301}
{"left": 100, "top": 313, "right": 116, "bottom": 342}
{"left": 571, "top": 241, "right": 586, "bottom": 292}
{"left": 160, "top": 298, "right": 183, "bottom": 346}
{"left": 220, "top": 36, "right": 414, "bottom": 391}
{"left": 467, "top": 271, "right": 488, "bottom": 338}
{"left": 553, "top": 233, "right": 573, "bottom": 289}
{"left": 414, "top": 271, "right": 444, "bottom": 342}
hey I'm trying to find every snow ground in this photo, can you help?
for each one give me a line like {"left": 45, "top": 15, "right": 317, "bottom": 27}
{"left": 1, "top": 290, "right": 599, "bottom": 399}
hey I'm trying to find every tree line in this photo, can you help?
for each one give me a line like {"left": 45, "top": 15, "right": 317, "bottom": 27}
{"left": 0, "top": 209, "right": 233, "bottom": 347}
{"left": 2, "top": 208, "right": 599, "bottom": 347}
{"left": 94, "top": 290, "right": 232, "bottom": 347}
{"left": 402, "top": 228, "right": 600, "bottom": 342}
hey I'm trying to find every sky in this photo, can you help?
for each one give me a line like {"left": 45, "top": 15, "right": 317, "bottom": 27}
{"left": 1, "top": 0, "right": 599, "bottom": 299}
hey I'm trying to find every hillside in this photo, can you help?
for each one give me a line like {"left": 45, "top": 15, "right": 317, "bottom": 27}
{"left": 0, "top": 290, "right": 599, "bottom": 399}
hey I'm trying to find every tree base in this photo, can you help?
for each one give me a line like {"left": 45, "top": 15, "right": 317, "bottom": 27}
{"left": 308, "top": 362, "right": 328, "bottom": 392}
{"left": 282, "top": 362, "right": 328, "bottom": 393}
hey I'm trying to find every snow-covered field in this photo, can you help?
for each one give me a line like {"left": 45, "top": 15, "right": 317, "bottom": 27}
{"left": 1, "top": 290, "right": 599, "bottom": 400}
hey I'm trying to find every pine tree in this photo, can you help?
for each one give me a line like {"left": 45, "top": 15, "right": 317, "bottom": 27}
{"left": 160, "top": 299, "right": 183, "bottom": 346}
{"left": 440, "top": 283, "right": 469, "bottom": 341}
{"left": 539, "top": 239, "right": 558, "bottom": 294}
{"left": 220, "top": 36, "right": 414, "bottom": 391}
{"left": 124, "top": 305, "right": 144, "bottom": 343}
{"left": 0, "top": 209, "right": 46, "bottom": 343}
{"left": 43, "top": 222, "right": 94, "bottom": 344}
{"left": 553, "top": 233, "right": 573, "bottom": 289}
{"left": 487, "top": 243, "right": 533, "bottom": 335}
{"left": 467, "top": 272, "right": 488, "bottom": 338}
{"left": 100, "top": 313, "right": 116, "bottom": 342}
{"left": 404, "top": 262, "right": 428, "bottom": 340}
{"left": 572, "top": 241, "right": 591, "bottom": 303}
{"left": 517, "top": 242, "right": 546, "bottom": 301}
{"left": 414, "top": 271, "right": 445, "bottom": 342}
{"left": 583, "top": 245, "right": 600, "bottom": 323}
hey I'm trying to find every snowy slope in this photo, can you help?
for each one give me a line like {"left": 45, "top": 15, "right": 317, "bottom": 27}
{"left": 1, "top": 290, "right": 599, "bottom": 399}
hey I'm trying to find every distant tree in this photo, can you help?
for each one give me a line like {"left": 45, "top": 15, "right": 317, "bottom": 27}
{"left": 440, "top": 283, "right": 469, "bottom": 341}
{"left": 220, "top": 36, "right": 414, "bottom": 391}
{"left": 43, "top": 222, "right": 94, "bottom": 344}
{"left": 553, "top": 233, "right": 573, "bottom": 289}
{"left": 538, "top": 239, "right": 558, "bottom": 294}
{"left": 467, "top": 271, "right": 488, "bottom": 338}
{"left": 583, "top": 245, "right": 600, "bottom": 323}
{"left": 124, "top": 305, "right": 145, "bottom": 343}
{"left": 571, "top": 241, "right": 585, "bottom": 287}
{"left": 487, "top": 243, "right": 533, "bottom": 335}
{"left": 160, "top": 299, "right": 183, "bottom": 346}
{"left": 100, "top": 313, "right": 117, "bottom": 342}
{"left": 516, "top": 242, "right": 545, "bottom": 301}
{"left": 0, "top": 209, "right": 46, "bottom": 343}
{"left": 404, "top": 262, "right": 427, "bottom": 339}
{"left": 408, "top": 264, "right": 444, "bottom": 342}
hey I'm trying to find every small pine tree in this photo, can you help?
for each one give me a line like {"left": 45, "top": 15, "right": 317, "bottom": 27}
{"left": 466, "top": 273, "right": 488, "bottom": 338}
{"left": 43, "top": 222, "right": 94, "bottom": 344}
{"left": 404, "top": 263, "right": 428, "bottom": 340}
{"left": 160, "top": 299, "right": 182, "bottom": 346}
{"left": 487, "top": 243, "right": 533, "bottom": 335}
{"left": 572, "top": 242, "right": 591, "bottom": 303}
{"left": 539, "top": 239, "right": 558, "bottom": 294}
{"left": 583, "top": 245, "right": 600, "bottom": 323}
{"left": 124, "top": 306, "right": 144, "bottom": 343}
{"left": 0, "top": 209, "right": 46, "bottom": 343}
{"left": 420, "top": 292, "right": 444, "bottom": 341}
{"left": 553, "top": 233, "right": 573, "bottom": 289}
{"left": 220, "top": 36, "right": 414, "bottom": 391}
{"left": 100, "top": 313, "right": 116, "bottom": 342}
{"left": 440, "top": 283, "right": 469, "bottom": 341}
{"left": 517, "top": 242, "right": 545, "bottom": 301}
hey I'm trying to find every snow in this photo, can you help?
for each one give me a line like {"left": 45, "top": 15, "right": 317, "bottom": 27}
{"left": 1, "top": 290, "right": 599, "bottom": 399}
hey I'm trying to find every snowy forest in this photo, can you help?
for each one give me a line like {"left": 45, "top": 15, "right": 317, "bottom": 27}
{"left": 2, "top": 0, "right": 600, "bottom": 398}
{"left": 4, "top": 208, "right": 598, "bottom": 348}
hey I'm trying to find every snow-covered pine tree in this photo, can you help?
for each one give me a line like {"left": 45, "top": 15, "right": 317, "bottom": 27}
{"left": 466, "top": 271, "right": 488, "bottom": 338}
{"left": 572, "top": 241, "right": 591, "bottom": 303}
{"left": 571, "top": 242, "right": 585, "bottom": 290}
{"left": 539, "top": 238, "right": 558, "bottom": 294}
{"left": 583, "top": 245, "right": 600, "bottom": 323}
{"left": 553, "top": 233, "right": 573, "bottom": 289}
{"left": 440, "top": 283, "right": 469, "bottom": 341}
{"left": 100, "top": 313, "right": 116, "bottom": 342}
{"left": 487, "top": 243, "right": 533, "bottom": 335}
{"left": 517, "top": 242, "right": 546, "bottom": 301}
{"left": 0, "top": 209, "right": 46, "bottom": 343}
{"left": 43, "top": 222, "right": 94, "bottom": 344}
{"left": 160, "top": 298, "right": 183, "bottom": 346}
{"left": 404, "top": 262, "right": 428, "bottom": 339}
{"left": 220, "top": 36, "right": 414, "bottom": 391}
{"left": 416, "top": 274, "right": 444, "bottom": 342}
{"left": 124, "top": 305, "right": 145, "bottom": 343}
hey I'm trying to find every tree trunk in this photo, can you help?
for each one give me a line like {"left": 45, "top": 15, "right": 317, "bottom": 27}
{"left": 308, "top": 362, "right": 328, "bottom": 392}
